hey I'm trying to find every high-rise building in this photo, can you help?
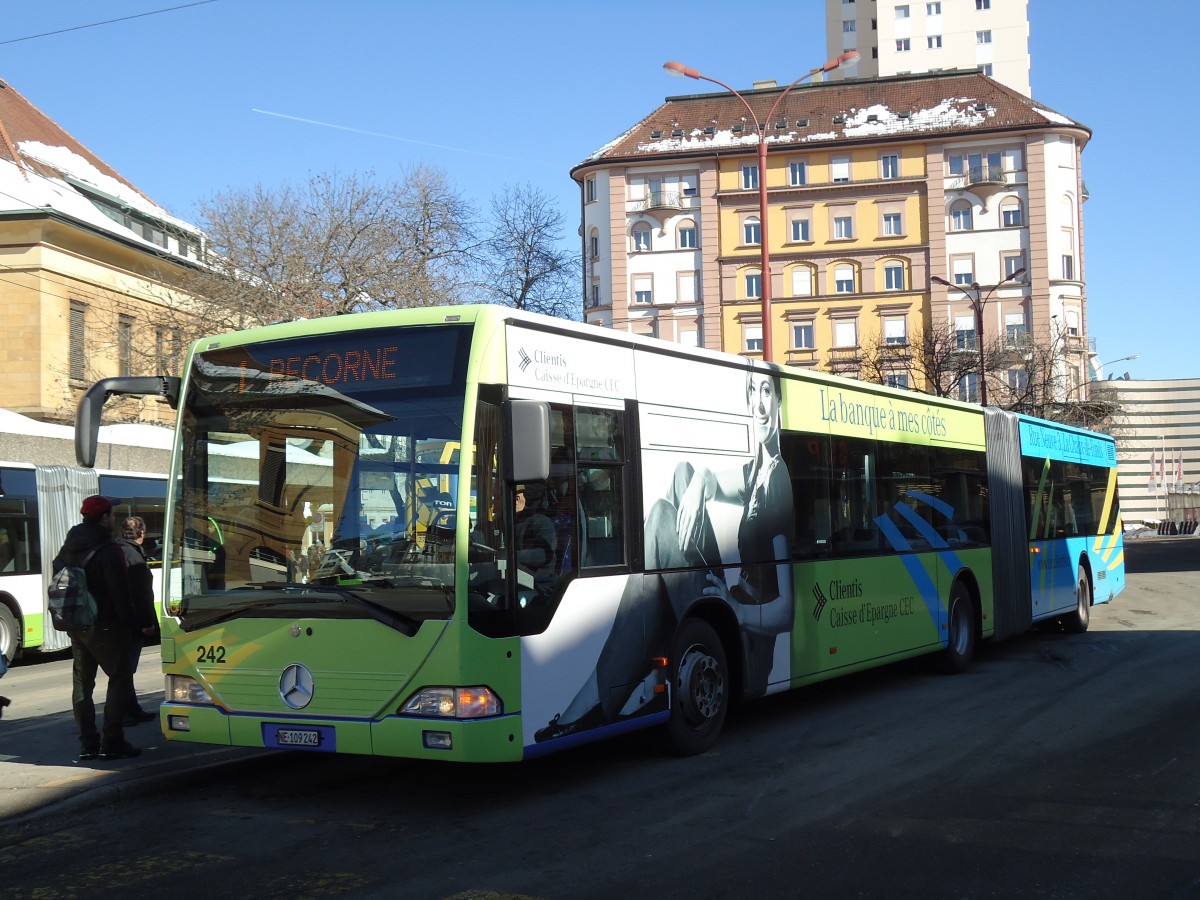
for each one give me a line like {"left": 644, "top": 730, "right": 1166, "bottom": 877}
{"left": 826, "top": 0, "right": 1030, "bottom": 96}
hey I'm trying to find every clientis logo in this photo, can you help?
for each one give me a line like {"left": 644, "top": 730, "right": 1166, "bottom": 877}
{"left": 812, "top": 582, "right": 829, "bottom": 621}
{"left": 812, "top": 578, "right": 865, "bottom": 621}
{"left": 518, "top": 348, "right": 533, "bottom": 372}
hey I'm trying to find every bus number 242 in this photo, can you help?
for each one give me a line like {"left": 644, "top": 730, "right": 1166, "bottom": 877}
{"left": 196, "top": 645, "right": 227, "bottom": 664}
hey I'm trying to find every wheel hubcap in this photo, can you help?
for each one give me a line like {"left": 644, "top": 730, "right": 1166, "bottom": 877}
{"left": 677, "top": 643, "right": 724, "bottom": 725}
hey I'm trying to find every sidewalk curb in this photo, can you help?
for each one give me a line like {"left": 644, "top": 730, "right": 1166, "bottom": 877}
{"left": 1, "top": 748, "right": 287, "bottom": 828}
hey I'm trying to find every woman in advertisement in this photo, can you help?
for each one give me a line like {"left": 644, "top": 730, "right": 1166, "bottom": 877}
{"left": 536, "top": 369, "right": 794, "bottom": 743}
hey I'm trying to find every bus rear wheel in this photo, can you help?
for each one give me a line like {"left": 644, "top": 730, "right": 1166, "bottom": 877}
{"left": 664, "top": 618, "right": 729, "bottom": 756}
{"left": 1061, "top": 566, "right": 1091, "bottom": 634}
{"left": 936, "top": 582, "right": 976, "bottom": 674}
{"left": 0, "top": 604, "right": 18, "bottom": 662}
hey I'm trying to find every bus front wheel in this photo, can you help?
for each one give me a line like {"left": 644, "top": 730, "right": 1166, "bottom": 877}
{"left": 1061, "top": 566, "right": 1091, "bottom": 634}
{"left": 936, "top": 582, "right": 976, "bottom": 674}
{"left": 664, "top": 618, "right": 729, "bottom": 756}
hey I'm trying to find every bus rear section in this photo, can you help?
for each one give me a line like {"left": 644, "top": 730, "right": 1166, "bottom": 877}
{"left": 984, "top": 410, "right": 1125, "bottom": 641}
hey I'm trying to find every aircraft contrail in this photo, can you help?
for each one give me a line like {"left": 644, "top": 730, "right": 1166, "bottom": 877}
{"left": 251, "top": 109, "right": 552, "bottom": 167}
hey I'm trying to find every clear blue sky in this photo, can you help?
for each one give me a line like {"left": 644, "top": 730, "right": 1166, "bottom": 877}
{"left": 1, "top": 1, "right": 1190, "bottom": 379}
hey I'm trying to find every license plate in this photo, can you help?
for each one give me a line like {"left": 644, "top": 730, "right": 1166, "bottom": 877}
{"left": 263, "top": 723, "right": 336, "bottom": 751}
{"left": 277, "top": 729, "right": 320, "bottom": 747}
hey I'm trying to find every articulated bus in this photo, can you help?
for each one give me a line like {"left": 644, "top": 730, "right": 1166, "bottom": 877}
{"left": 1, "top": 420, "right": 169, "bottom": 660}
{"left": 74, "top": 306, "right": 1125, "bottom": 761}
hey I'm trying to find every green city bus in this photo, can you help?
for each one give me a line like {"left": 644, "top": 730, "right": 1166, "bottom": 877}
{"left": 75, "top": 305, "right": 1125, "bottom": 761}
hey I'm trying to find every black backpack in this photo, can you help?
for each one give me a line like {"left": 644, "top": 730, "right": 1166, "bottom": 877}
{"left": 48, "top": 546, "right": 104, "bottom": 632}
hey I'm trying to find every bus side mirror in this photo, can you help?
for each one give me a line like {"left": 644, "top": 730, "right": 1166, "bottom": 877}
{"left": 504, "top": 400, "right": 550, "bottom": 484}
{"left": 75, "top": 376, "right": 181, "bottom": 467}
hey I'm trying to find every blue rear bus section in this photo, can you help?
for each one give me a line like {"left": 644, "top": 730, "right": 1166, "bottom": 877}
{"left": 1017, "top": 417, "right": 1125, "bottom": 619}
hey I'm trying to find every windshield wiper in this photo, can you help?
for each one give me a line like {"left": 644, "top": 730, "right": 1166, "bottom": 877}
{"left": 181, "top": 586, "right": 420, "bottom": 636}
{"left": 299, "top": 586, "right": 420, "bottom": 635}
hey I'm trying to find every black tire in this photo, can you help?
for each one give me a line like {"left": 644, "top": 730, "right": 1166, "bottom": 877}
{"left": 664, "top": 618, "right": 729, "bottom": 756}
{"left": 1061, "top": 565, "right": 1091, "bottom": 634}
{"left": 936, "top": 581, "right": 976, "bottom": 674}
{"left": 0, "top": 603, "right": 19, "bottom": 662}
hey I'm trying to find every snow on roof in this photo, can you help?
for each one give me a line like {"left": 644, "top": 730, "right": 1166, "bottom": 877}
{"left": 1031, "top": 106, "right": 1074, "bottom": 126}
{"left": 17, "top": 140, "right": 195, "bottom": 232}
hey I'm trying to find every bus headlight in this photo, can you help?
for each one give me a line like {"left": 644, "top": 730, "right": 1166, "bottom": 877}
{"left": 167, "top": 675, "right": 212, "bottom": 704}
{"left": 400, "top": 686, "right": 501, "bottom": 719}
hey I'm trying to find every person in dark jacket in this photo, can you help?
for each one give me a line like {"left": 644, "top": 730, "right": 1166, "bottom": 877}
{"left": 116, "top": 516, "right": 158, "bottom": 726}
{"left": 53, "top": 495, "right": 140, "bottom": 760}
{"left": 514, "top": 484, "right": 557, "bottom": 598}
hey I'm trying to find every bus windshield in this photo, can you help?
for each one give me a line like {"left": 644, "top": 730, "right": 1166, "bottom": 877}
{"left": 171, "top": 324, "right": 472, "bottom": 630}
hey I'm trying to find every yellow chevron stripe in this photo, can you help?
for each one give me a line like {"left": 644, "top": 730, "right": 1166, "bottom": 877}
{"left": 1107, "top": 550, "right": 1124, "bottom": 572}
{"left": 1093, "top": 468, "right": 1118, "bottom": 552}
{"left": 1101, "top": 513, "right": 1123, "bottom": 562}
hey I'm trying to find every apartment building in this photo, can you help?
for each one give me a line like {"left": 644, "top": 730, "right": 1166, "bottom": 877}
{"left": 826, "top": 0, "right": 1031, "bottom": 96}
{"left": 573, "top": 70, "right": 1090, "bottom": 400}
{"left": 0, "top": 77, "right": 203, "bottom": 425}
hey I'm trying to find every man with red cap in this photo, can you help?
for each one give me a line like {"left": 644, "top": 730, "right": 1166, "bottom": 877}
{"left": 52, "top": 495, "right": 146, "bottom": 761}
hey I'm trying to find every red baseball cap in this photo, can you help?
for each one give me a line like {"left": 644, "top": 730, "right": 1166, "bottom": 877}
{"left": 80, "top": 495, "right": 113, "bottom": 518}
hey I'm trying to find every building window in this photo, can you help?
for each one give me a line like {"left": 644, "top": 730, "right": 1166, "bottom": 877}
{"left": 1001, "top": 200, "right": 1023, "bottom": 227}
{"left": 741, "top": 165, "right": 759, "bottom": 190}
{"left": 633, "top": 275, "right": 653, "bottom": 304}
{"left": 882, "top": 212, "right": 902, "bottom": 236}
{"left": 834, "top": 319, "right": 858, "bottom": 348}
{"left": 118, "top": 315, "right": 134, "bottom": 377}
{"left": 591, "top": 285, "right": 602, "bottom": 307}
{"left": 832, "top": 157, "right": 850, "bottom": 183}
{"left": 792, "top": 321, "right": 815, "bottom": 349}
{"left": 977, "top": 30, "right": 992, "bottom": 44}
{"left": 895, "top": 4, "right": 910, "bottom": 18}
{"left": 884, "top": 316, "right": 907, "bottom": 345}
{"left": 896, "top": 38, "right": 911, "bottom": 51}
{"left": 843, "top": 19, "right": 856, "bottom": 32}
{"left": 834, "top": 264, "right": 855, "bottom": 293}
{"left": 958, "top": 373, "right": 979, "bottom": 403}
{"left": 928, "top": 35, "right": 942, "bottom": 48}
{"left": 952, "top": 257, "right": 974, "bottom": 285}
{"left": 745, "top": 271, "right": 762, "bottom": 299}
{"left": 834, "top": 215, "right": 854, "bottom": 239}
{"left": 1003, "top": 254, "right": 1025, "bottom": 281}
{"left": 678, "top": 222, "right": 697, "bottom": 249}
{"left": 1062, "top": 255, "right": 1075, "bottom": 280}
{"left": 886, "top": 373, "right": 910, "bottom": 390}
{"left": 791, "top": 218, "right": 811, "bottom": 242}
{"left": 789, "top": 160, "right": 808, "bottom": 186}
{"left": 69, "top": 300, "right": 87, "bottom": 381}
{"left": 678, "top": 271, "right": 698, "bottom": 303}
{"left": 744, "top": 323, "right": 763, "bottom": 353}
{"left": 927, "top": 1, "right": 941, "bottom": 13}
{"left": 980, "top": 63, "right": 993, "bottom": 76}
{"left": 589, "top": 232, "right": 600, "bottom": 259}
{"left": 1005, "top": 313, "right": 1028, "bottom": 348}
{"left": 585, "top": 177, "right": 597, "bottom": 203}
{"left": 632, "top": 225, "right": 652, "bottom": 252}
{"left": 955, "top": 315, "right": 977, "bottom": 351}
{"left": 950, "top": 200, "right": 973, "bottom": 231}
{"left": 884, "top": 263, "right": 905, "bottom": 290}
{"left": 881, "top": 154, "right": 900, "bottom": 179}
{"left": 1006, "top": 370, "right": 1029, "bottom": 392}
{"left": 743, "top": 216, "right": 761, "bottom": 246}
{"left": 791, "top": 266, "right": 814, "bottom": 297}
{"left": 976, "top": 0, "right": 990, "bottom": 8}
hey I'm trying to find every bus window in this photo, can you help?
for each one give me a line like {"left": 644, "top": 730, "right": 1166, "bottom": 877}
{"left": 928, "top": 447, "right": 989, "bottom": 546}
{"left": 781, "top": 432, "right": 832, "bottom": 559}
{"left": 830, "top": 437, "right": 879, "bottom": 556}
{"left": 576, "top": 407, "right": 626, "bottom": 568}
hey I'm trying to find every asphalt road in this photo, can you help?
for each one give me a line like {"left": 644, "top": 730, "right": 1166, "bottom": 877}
{"left": 2, "top": 537, "right": 1197, "bottom": 900}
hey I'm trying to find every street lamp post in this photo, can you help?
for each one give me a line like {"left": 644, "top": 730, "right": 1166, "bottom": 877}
{"left": 664, "top": 52, "right": 859, "bottom": 364}
{"left": 930, "top": 267, "right": 1026, "bottom": 406}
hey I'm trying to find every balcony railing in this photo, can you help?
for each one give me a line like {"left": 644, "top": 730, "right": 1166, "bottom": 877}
{"left": 638, "top": 190, "right": 687, "bottom": 212}
{"left": 948, "top": 164, "right": 1009, "bottom": 191}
